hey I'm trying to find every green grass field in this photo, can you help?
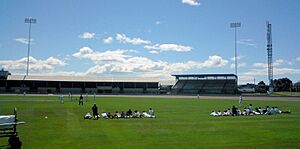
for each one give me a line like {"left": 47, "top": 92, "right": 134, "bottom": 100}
{"left": 1, "top": 95, "right": 300, "bottom": 149}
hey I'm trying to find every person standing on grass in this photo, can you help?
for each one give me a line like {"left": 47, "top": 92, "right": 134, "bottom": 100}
{"left": 60, "top": 94, "right": 64, "bottom": 104}
{"left": 68, "top": 92, "right": 72, "bottom": 101}
{"left": 85, "top": 93, "right": 88, "bottom": 102}
{"left": 79, "top": 94, "right": 84, "bottom": 105}
{"left": 239, "top": 94, "right": 243, "bottom": 107}
{"left": 92, "top": 104, "right": 99, "bottom": 119}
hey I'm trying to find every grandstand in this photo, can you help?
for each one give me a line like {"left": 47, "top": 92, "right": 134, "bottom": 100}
{"left": 171, "top": 74, "right": 237, "bottom": 95}
{"left": 0, "top": 74, "right": 159, "bottom": 94}
{"left": 0, "top": 69, "right": 238, "bottom": 95}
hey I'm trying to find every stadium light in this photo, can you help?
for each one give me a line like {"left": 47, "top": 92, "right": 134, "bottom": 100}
{"left": 230, "top": 22, "right": 241, "bottom": 78}
{"left": 24, "top": 17, "right": 37, "bottom": 76}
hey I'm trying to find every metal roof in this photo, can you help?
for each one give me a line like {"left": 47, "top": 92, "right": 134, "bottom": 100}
{"left": 7, "top": 75, "right": 159, "bottom": 83}
{"left": 172, "top": 74, "right": 237, "bottom": 78}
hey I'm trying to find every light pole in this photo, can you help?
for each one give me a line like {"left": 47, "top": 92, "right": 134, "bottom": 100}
{"left": 25, "top": 17, "right": 37, "bottom": 76}
{"left": 230, "top": 22, "right": 241, "bottom": 77}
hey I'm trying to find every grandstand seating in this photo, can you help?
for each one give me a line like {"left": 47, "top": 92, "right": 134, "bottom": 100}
{"left": 0, "top": 75, "right": 159, "bottom": 94}
{"left": 172, "top": 74, "right": 237, "bottom": 94}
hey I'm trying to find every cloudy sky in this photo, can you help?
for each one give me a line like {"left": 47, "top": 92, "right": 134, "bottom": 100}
{"left": 0, "top": 0, "right": 299, "bottom": 84}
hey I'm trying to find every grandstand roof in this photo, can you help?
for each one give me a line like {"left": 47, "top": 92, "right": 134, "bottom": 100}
{"left": 7, "top": 75, "right": 159, "bottom": 83}
{"left": 172, "top": 74, "right": 237, "bottom": 77}
{"left": 172, "top": 74, "right": 237, "bottom": 80}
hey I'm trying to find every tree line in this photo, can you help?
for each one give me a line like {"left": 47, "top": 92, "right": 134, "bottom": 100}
{"left": 256, "top": 78, "right": 300, "bottom": 93}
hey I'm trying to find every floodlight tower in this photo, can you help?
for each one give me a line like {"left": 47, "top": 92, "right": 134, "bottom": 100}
{"left": 230, "top": 22, "right": 241, "bottom": 86}
{"left": 266, "top": 21, "right": 273, "bottom": 93}
{"left": 25, "top": 17, "right": 37, "bottom": 76}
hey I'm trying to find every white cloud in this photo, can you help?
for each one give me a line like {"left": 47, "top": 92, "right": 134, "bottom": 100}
{"left": 45, "top": 57, "right": 66, "bottom": 66}
{"left": 182, "top": 0, "right": 200, "bottom": 6}
{"left": 200, "top": 55, "right": 228, "bottom": 68}
{"left": 287, "top": 61, "right": 293, "bottom": 65}
{"left": 48, "top": 71, "right": 87, "bottom": 76}
{"left": 230, "top": 63, "right": 246, "bottom": 69}
{"left": 106, "top": 33, "right": 192, "bottom": 54}
{"left": 128, "top": 49, "right": 138, "bottom": 53}
{"left": 253, "top": 59, "right": 284, "bottom": 68}
{"left": 242, "top": 69, "right": 266, "bottom": 77}
{"left": 155, "top": 21, "right": 161, "bottom": 25}
{"left": 273, "top": 68, "right": 300, "bottom": 75}
{"left": 230, "top": 56, "right": 243, "bottom": 61}
{"left": 274, "top": 59, "right": 284, "bottom": 66}
{"left": 237, "top": 39, "right": 256, "bottom": 47}
{"left": 0, "top": 56, "right": 66, "bottom": 73}
{"left": 14, "top": 71, "right": 87, "bottom": 77}
{"left": 297, "top": 56, "right": 300, "bottom": 61}
{"left": 243, "top": 68, "right": 300, "bottom": 76}
{"left": 116, "top": 33, "right": 151, "bottom": 45}
{"left": 72, "top": 47, "right": 93, "bottom": 57}
{"left": 87, "top": 57, "right": 166, "bottom": 74}
{"left": 64, "top": 54, "right": 71, "bottom": 61}
{"left": 238, "top": 75, "right": 256, "bottom": 84}
{"left": 15, "top": 38, "right": 33, "bottom": 45}
{"left": 103, "top": 37, "right": 113, "bottom": 44}
{"left": 239, "top": 75, "right": 255, "bottom": 81}
{"left": 78, "top": 32, "right": 95, "bottom": 39}
{"left": 149, "top": 50, "right": 159, "bottom": 54}
{"left": 72, "top": 47, "right": 130, "bottom": 63}
{"left": 72, "top": 47, "right": 228, "bottom": 76}
{"left": 144, "top": 44, "right": 192, "bottom": 53}
{"left": 253, "top": 63, "right": 267, "bottom": 68}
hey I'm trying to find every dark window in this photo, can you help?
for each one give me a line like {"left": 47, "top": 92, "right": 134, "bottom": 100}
{"left": 85, "top": 82, "right": 96, "bottom": 88}
{"left": 73, "top": 82, "right": 84, "bottom": 88}
{"left": 23, "top": 81, "right": 33, "bottom": 88}
{"left": 35, "top": 81, "right": 47, "bottom": 87}
{"left": 124, "top": 82, "right": 135, "bottom": 88}
{"left": 7, "top": 80, "right": 21, "bottom": 87}
{"left": 47, "top": 81, "right": 59, "bottom": 87}
{"left": 61, "top": 82, "right": 73, "bottom": 88}
{"left": 147, "top": 83, "right": 158, "bottom": 88}
{"left": 0, "top": 80, "right": 6, "bottom": 87}
{"left": 136, "top": 82, "right": 146, "bottom": 88}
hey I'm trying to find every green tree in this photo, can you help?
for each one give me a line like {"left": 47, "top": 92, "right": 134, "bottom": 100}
{"left": 273, "top": 78, "right": 293, "bottom": 92}
{"left": 256, "top": 81, "right": 267, "bottom": 93}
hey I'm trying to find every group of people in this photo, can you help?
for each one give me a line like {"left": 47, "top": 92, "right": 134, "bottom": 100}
{"left": 59, "top": 94, "right": 157, "bottom": 120}
{"left": 85, "top": 104, "right": 156, "bottom": 120}
{"left": 210, "top": 104, "right": 291, "bottom": 117}
{"left": 100, "top": 108, "right": 156, "bottom": 119}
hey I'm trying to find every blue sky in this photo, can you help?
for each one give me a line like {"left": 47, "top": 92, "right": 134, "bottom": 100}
{"left": 0, "top": 0, "right": 299, "bottom": 84}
